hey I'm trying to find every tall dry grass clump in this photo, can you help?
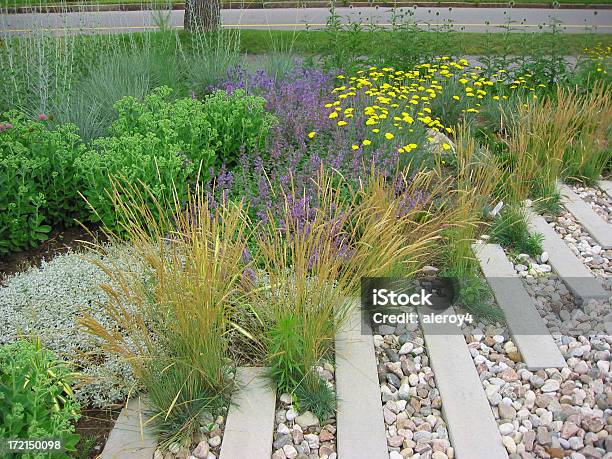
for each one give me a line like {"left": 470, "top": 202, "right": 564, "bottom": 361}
{"left": 79, "top": 179, "right": 251, "bottom": 447}
{"left": 347, "top": 167, "right": 451, "bottom": 283}
{"left": 503, "top": 88, "right": 579, "bottom": 209}
{"left": 445, "top": 125, "right": 501, "bottom": 277}
{"left": 246, "top": 166, "right": 452, "bottom": 418}
{"left": 562, "top": 83, "right": 612, "bottom": 184}
{"left": 252, "top": 173, "right": 352, "bottom": 406}
{"left": 502, "top": 85, "right": 611, "bottom": 208}
{"left": 438, "top": 125, "right": 504, "bottom": 321}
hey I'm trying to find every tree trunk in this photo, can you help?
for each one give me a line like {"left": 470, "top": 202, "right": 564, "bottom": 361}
{"left": 184, "top": 0, "right": 221, "bottom": 32}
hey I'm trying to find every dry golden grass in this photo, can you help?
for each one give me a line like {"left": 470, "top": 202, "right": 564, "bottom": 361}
{"left": 79, "top": 178, "right": 252, "bottom": 446}
{"left": 562, "top": 83, "right": 612, "bottom": 184}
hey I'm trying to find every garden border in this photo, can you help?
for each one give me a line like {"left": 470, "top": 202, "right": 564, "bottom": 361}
{"left": 220, "top": 367, "right": 276, "bottom": 459}
{"left": 419, "top": 305, "right": 509, "bottom": 459}
{"left": 100, "top": 397, "right": 156, "bottom": 459}
{"left": 335, "top": 300, "right": 388, "bottom": 459}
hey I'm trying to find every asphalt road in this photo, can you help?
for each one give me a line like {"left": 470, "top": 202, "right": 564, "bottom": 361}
{"left": 0, "top": 6, "right": 611, "bottom": 35}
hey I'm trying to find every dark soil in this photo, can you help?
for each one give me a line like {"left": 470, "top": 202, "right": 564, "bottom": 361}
{"left": 0, "top": 225, "right": 101, "bottom": 284}
{"left": 72, "top": 406, "right": 123, "bottom": 459}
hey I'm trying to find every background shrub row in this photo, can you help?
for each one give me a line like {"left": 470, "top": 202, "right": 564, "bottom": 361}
{"left": 0, "top": 87, "right": 276, "bottom": 253}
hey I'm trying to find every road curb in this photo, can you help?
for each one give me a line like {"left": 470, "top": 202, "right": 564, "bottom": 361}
{"left": 2, "top": 1, "right": 611, "bottom": 14}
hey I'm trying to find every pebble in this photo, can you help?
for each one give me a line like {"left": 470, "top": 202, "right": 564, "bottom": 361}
{"left": 375, "top": 328, "right": 451, "bottom": 457}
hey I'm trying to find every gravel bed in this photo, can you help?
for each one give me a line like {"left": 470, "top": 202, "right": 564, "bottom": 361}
{"left": 155, "top": 411, "right": 227, "bottom": 459}
{"left": 545, "top": 212, "right": 612, "bottom": 278}
{"left": 467, "top": 246, "right": 612, "bottom": 458}
{"left": 570, "top": 185, "right": 612, "bottom": 223}
{"left": 508, "top": 250, "right": 612, "bottom": 336}
{"left": 469, "top": 332, "right": 611, "bottom": 459}
{"left": 271, "top": 363, "right": 337, "bottom": 459}
{"left": 374, "top": 321, "right": 454, "bottom": 459}
{"left": 0, "top": 246, "right": 140, "bottom": 407}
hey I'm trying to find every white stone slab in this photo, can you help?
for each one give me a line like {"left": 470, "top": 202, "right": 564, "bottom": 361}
{"left": 220, "top": 367, "right": 276, "bottom": 459}
{"left": 100, "top": 397, "right": 156, "bottom": 459}
{"left": 527, "top": 210, "right": 608, "bottom": 303}
{"left": 335, "top": 300, "right": 388, "bottom": 459}
{"left": 420, "top": 306, "right": 509, "bottom": 459}
{"left": 473, "top": 243, "right": 567, "bottom": 370}
{"left": 560, "top": 184, "right": 612, "bottom": 249}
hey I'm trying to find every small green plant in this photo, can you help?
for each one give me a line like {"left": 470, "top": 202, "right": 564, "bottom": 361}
{"left": 452, "top": 273, "right": 503, "bottom": 323}
{"left": 267, "top": 315, "right": 307, "bottom": 394}
{"left": 294, "top": 376, "right": 336, "bottom": 422}
{"left": 533, "top": 192, "right": 563, "bottom": 215}
{"left": 0, "top": 339, "right": 81, "bottom": 457}
{"left": 73, "top": 435, "right": 97, "bottom": 459}
{"left": 490, "top": 205, "right": 543, "bottom": 257}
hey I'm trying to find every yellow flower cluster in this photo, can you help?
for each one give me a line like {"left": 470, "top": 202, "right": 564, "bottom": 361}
{"left": 583, "top": 44, "right": 611, "bottom": 74}
{"left": 308, "top": 47, "right": 610, "bottom": 151}
{"left": 315, "top": 57, "right": 535, "bottom": 154}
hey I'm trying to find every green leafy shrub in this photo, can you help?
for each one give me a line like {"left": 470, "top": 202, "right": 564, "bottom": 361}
{"left": 452, "top": 272, "right": 503, "bottom": 323}
{"left": 77, "top": 86, "right": 275, "bottom": 232}
{"left": 75, "top": 133, "right": 192, "bottom": 232}
{"left": 0, "top": 112, "right": 86, "bottom": 254}
{"left": 0, "top": 339, "right": 81, "bottom": 457}
{"left": 110, "top": 86, "right": 276, "bottom": 169}
{"left": 490, "top": 205, "right": 544, "bottom": 258}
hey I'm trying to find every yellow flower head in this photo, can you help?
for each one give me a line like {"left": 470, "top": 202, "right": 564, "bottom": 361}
{"left": 308, "top": 131, "right": 316, "bottom": 139}
{"left": 385, "top": 132, "right": 394, "bottom": 140}
{"left": 362, "top": 139, "right": 372, "bottom": 146}
{"left": 351, "top": 144, "right": 359, "bottom": 150}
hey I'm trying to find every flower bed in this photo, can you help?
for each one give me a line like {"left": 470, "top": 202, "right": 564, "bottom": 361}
{"left": 1, "top": 30, "right": 611, "bottom": 455}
